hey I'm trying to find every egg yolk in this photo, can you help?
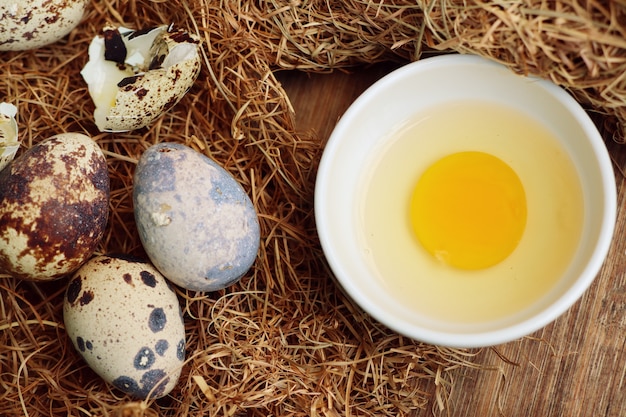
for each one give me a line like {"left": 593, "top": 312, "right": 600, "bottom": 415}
{"left": 410, "top": 151, "right": 527, "bottom": 270}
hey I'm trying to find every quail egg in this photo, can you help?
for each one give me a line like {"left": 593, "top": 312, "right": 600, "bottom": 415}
{"left": 0, "top": 0, "right": 89, "bottom": 51}
{"left": 0, "top": 133, "right": 109, "bottom": 281}
{"left": 133, "top": 142, "right": 261, "bottom": 292}
{"left": 63, "top": 255, "right": 186, "bottom": 399}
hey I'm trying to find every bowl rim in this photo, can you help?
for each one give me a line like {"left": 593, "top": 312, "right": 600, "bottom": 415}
{"left": 314, "top": 54, "right": 617, "bottom": 348}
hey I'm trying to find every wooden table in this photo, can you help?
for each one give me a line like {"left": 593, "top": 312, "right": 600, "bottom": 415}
{"left": 277, "top": 65, "right": 626, "bottom": 416}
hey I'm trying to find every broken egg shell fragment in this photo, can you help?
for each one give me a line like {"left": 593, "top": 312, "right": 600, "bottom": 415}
{"left": 81, "top": 25, "right": 202, "bottom": 132}
{"left": 0, "top": 103, "right": 19, "bottom": 172}
{"left": 0, "top": 0, "right": 89, "bottom": 51}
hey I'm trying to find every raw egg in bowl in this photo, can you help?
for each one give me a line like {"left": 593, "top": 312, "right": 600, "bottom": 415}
{"left": 314, "top": 54, "right": 616, "bottom": 348}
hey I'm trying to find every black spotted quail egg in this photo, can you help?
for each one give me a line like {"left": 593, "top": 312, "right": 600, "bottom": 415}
{"left": 63, "top": 255, "right": 186, "bottom": 399}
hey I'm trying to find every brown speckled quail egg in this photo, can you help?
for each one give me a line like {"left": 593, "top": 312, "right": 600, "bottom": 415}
{"left": 63, "top": 255, "right": 186, "bottom": 399}
{"left": 133, "top": 142, "right": 261, "bottom": 292}
{"left": 0, "top": 133, "right": 109, "bottom": 281}
{"left": 81, "top": 25, "right": 202, "bottom": 132}
{"left": 0, "top": 103, "right": 19, "bottom": 171}
{"left": 0, "top": 0, "right": 89, "bottom": 51}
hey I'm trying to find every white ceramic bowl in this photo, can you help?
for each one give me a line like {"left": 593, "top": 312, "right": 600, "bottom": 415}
{"left": 314, "top": 54, "right": 616, "bottom": 348}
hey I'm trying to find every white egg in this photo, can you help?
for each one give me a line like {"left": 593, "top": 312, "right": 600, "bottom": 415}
{"left": 133, "top": 143, "right": 261, "bottom": 292}
{"left": 81, "top": 25, "right": 202, "bottom": 132}
{"left": 0, "top": 103, "right": 19, "bottom": 171}
{"left": 0, "top": 0, "right": 89, "bottom": 51}
{"left": 63, "top": 255, "right": 186, "bottom": 399}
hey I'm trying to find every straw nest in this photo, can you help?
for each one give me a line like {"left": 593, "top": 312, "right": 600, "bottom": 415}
{"left": 1, "top": 0, "right": 623, "bottom": 416}
{"left": 261, "top": 0, "right": 626, "bottom": 141}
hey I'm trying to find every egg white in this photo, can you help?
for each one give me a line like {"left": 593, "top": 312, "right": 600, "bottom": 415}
{"left": 358, "top": 100, "right": 584, "bottom": 324}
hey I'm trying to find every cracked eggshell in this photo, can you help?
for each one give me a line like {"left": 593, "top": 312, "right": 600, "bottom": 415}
{"left": 63, "top": 255, "right": 186, "bottom": 399}
{"left": 81, "top": 25, "right": 202, "bottom": 132}
{"left": 0, "top": 103, "right": 19, "bottom": 171}
{"left": 133, "top": 143, "right": 261, "bottom": 292}
{"left": 0, "top": 133, "right": 109, "bottom": 281}
{"left": 0, "top": 0, "right": 89, "bottom": 51}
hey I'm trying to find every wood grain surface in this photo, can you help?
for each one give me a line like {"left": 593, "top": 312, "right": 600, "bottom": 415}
{"left": 277, "top": 65, "right": 626, "bottom": 417}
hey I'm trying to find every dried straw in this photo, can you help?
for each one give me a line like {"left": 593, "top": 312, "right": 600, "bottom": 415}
{"left": 0, "top": 1, "right": 478, "bottom": 416}
{"left": 3, "top": 0, "right": 623, "bottom": 414}
{"left": 420, "top": 0, "right": 626, "bottom": 142}
{"left": 254, "top": 0, "right": 626, "bottom": 141}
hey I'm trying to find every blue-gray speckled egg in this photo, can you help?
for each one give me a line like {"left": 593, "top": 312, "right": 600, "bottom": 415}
{"left": 63, "top": 255, "right": 185, "bottom": 399}
{"left": 133, "top": 142, "right": 260, "bottom": 292}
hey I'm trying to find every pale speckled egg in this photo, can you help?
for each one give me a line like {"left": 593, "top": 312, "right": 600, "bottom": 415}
{"left": 63, "top": 255, "right": 186, "bottom": 399}
{"left": 0, "top": 0, "right": 89, "bottom": 51}
{"left": 0, "top": 133, "right": 109, "bottom": 281}
{"left": 81, "top": 25, "right": 202, "bottom": 132}
{"left": 133, "top": 143, "right": 261, "bottom": 292}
